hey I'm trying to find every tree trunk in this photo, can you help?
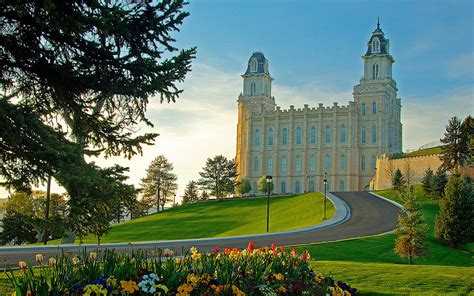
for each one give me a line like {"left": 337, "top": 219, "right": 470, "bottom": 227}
{"left": 43, "top": 175, "right": 52, "bottom": 245}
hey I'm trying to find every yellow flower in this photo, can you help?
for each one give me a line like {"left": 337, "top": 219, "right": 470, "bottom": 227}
{"left": 18, "top": 261, "right": 27, "bottom": 270}
{"left": 155, "top": 284, "right": 169, "bottom": 293}
{"left": 84, "top": 284, "right": 107, "bottom": 296}
{"left": 191, "top": 252, "right": 201, "bottom": 260}
{"left": 120, "top": 280, "right": 139, "bottom": 294}
{"left": 275, "top": 273, "right": 284, "bottom": 281}
{"left": 71, "top": 257, "right": 80, "bottom": 265}
{"left": 106, "top": 276, "right": 117, "bottom": 288}
{"left": 186, "top": 274, "right": 199, "bottom": 284}
{"left": 89, "top": 252, "right": 97, "bottom": 260}
{"left": 48, "top": 257, "right": 56, "bottom": 266}
{"left": 10, "top": 292, "right": 16, "bottom": 296}
{"left": 35, "top": 254, "right": 43, "bottom": 265}
{"left": 190, "top": 246, "right": 198, "bottom": 254}
{"left": 277, "top": 286, "right": 286, "bottom": 293}
{"left": 177, "top": 283, "right": 193, "bottom": 296}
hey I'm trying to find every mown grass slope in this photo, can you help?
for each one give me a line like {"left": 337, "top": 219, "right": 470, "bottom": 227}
{"left": 72, "top": 192, "right": 334, "bottom": 244}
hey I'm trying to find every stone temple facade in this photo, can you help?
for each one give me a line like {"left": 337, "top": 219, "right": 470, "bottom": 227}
{"left": 235, "top": 22, "right": 402, "bottom": 193}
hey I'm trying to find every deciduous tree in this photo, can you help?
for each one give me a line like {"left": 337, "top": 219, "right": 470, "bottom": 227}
{"left": 257, "top": 176, "right": 274, "bottom": 193}
{"left": 236, "top": 177, "right": 251, "bottom": 197}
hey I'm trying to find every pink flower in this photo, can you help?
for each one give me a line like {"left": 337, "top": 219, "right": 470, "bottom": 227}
{"left": 213, "top": 247, "right": 219, "bottom": 254}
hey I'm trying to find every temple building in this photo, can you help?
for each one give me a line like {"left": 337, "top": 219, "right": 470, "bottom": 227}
{"left": 235, "top": 22, "right": 402, "bottom": 193}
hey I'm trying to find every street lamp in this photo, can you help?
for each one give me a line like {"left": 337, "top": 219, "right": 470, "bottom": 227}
{"left": 266, "top": 175, "right": 273, "bottom": 232}
{"left": 323, "top": 172, "right": 328, "bottom": 220}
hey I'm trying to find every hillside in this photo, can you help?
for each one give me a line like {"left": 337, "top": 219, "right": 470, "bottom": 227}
{"left": 70, "top": 192, "right": 334, "bottom": 244}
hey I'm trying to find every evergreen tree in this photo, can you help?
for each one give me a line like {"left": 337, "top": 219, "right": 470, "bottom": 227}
{"left": 257, "top": 176, "right": 274, "bottom": 193}
{"left": 431, "top": 169, "right": 448, "bottom": 199}
{"left": 435, "top": 174, "right": 474, "bottom": 248}
{"left": 236, "top": 178, "right": 252, "bottom": 197}
{"left": 182, "top": 181, "right": 200, "bottom": 204}
{"left": 462, "top": 115, "right": 474, "bottom": 166}
{"left": 394, "top": 194, "right": 429, "bottom": 264}
{"left": 200, "top": 191, "right": 209, "bottom": 201}
{"left": 392, "top": 168, "right": 406, "bottom": 194}
{"left": 440, "top": 116, "right": 470, "bottom": 172}
{"left": 198, "top": 155, "right": 238, "bottom": 199}
{"left": 141, "top": 155, "right": 177, "bottom": 213}
{"left": 421, "top": 168, "right": 435, "bottom": 196}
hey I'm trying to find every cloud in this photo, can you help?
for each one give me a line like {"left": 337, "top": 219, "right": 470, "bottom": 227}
{"left": 447, "top": 52, "right": 474, "bottom": 79}
{"left": 402, "top": 85, "right": 473, "bottom": 150}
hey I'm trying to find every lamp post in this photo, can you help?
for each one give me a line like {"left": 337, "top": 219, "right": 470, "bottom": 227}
{"left": 266, "top": 175, "right": 273, "bottom": 232}
{"left": 323, "top": 172, "right": 328, "bottom": 220}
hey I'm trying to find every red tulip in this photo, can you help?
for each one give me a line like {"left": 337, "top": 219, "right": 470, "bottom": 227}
{"left": 213, "top": 247, "right": 219, "bottom": 254}
{"left": 271, "top": 243, "right": 277, "bottom": 250}
{"left": 280, "top": 245, "right": 285, "bottom": 252}
{"left": 248, "top": 242, "right": 255, "bottom": 250}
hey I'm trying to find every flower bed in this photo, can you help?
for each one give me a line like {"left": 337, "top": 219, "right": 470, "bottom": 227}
{"left": 7, "top": 242, "right": 356, "bottom": 295}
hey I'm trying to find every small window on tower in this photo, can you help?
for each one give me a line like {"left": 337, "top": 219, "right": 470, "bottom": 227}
{"left": 250, "top": 59, "right": 258, "bottom": 72}
{"left": 371, "top": 37, "right": 380, "bottom": 53}
{"left": 372, "top": 63, "right": 379, "bottom": 79}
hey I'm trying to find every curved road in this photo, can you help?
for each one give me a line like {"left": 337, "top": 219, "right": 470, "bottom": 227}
{"left": 0, "top": 192, "right": 401, "bottom": 268}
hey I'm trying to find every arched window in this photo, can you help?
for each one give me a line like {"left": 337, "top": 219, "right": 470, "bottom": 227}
{"left": 267, "top": 156, "right": 273, "bottom": 173}
{"left": 361, "top": 126, "right": 366, "bottom": 144}
{"left": 361, "top": 155, "right": 366, "bottom": 171}
{"left": 295, "top": 155, "right": 302, "bottom": 172}
{"left": 280, "top": 156, "right": 287, "bottom": 173}
{"left": 280, "top": 180, "right": 286, "bottom": 193}
{"left": 255, "top": 129, "right": 260, "bottom": 146}
{"left": 371, "top": 155, "right": 377, "bottom": 170}
{"left": 361, "top": 103, "right": 366, "bottom": 115}
{"left": 296, "top": 127, "right": 302, "bottom": 145}
{"left": 371, "top": 37, "right": 380, "bottom": 53}
{"left": 340, "top": 124, "right": 346, "bottom": 143}
{"left": 324, "top": 154, "right": 331, "bottom": 172}
{"left": 372, "top": 63, "right": 379, "bottom": 79}
{"left": 268, "top": 128, "right": 274, "bottom": 146}
{"left": 309, "top": 155, "right": 316, "bottom": 171}
{"left": 309, "top": 180, "right": 315, "bottom": 192}
{"left": 372, "top": 125, "right": 377, "bottom": 143}
{"left": 310, "top": 126, "right": 316, "bottom": 144}
{"left": 339, "top": 154, "right": 346, "bottom": 171}
{"left": 282, "top": 128, "right": 288, "bottom": 145}
{"left": 372, "top": 102, "right": 377, "bottom": 114}
{"left": 254, "top": 156, "right": 259, "bottom": 172}
{"left": 339, "top": 180, "right": 345, "bottom": 191}
{"left": 325, "top": 125, "right": 331, "bottom": 144}
{"left": 250, "top": 59, "right": 258, "bottom": 72}
{"left": 295, "top": 181, "right": 300, "bottom": 194}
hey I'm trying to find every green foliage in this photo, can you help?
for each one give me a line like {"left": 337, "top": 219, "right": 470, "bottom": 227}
{"left": 394, "top": 193, "right": 429, "bottom": 264}
{"left": 391, "top": 168, "right": 406, "bottom": 194}
{"left": 421, "top": 167, "right": 435, "bottom": 195}
{"left": 198, "top": 155, "right": 238, "bottom": 198}
{"left": 182, "top": 180, "right": 199, "bottom": 204}
{"left": 235, "top": 177, "right": 251, "bottom": 196}
{"left": 440, "top": 116, "right": 472, "bottom": 172}
{"left": 257, "top": 176, "right": 275, "bottom": 193}
{"left": 431, "top": 168, "right": 448, "bottom": 199}
{"left": 435, "top": 174, "right": 474, "bottom": 248}
{"left": 0, "top": 191, "right": 67, "bottom": 245}
{"left": 141, "top": 155, "right": 178, "bottom": 211}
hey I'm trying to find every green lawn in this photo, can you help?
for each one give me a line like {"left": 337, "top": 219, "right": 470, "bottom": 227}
{"left": 394, "top": 146, "right": 443, "bottom": 158}
{"left": 313, "top": 261, "right": 474, "bottom": 296}
{"left": 53, "top": 192, "right": 334, "bottom": 244}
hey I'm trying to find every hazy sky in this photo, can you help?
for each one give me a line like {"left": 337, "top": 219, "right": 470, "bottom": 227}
{"left": 1, "top": 0, "right": 473, "bottom": 201}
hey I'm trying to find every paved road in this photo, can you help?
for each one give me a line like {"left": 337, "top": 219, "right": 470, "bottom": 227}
{"left": 0, "top": 192, "right": 401, "bottom": 269}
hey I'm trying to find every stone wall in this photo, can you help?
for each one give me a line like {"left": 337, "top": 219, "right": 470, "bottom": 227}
{"left": 373, "top": 154, "right": 443, "bottom": 190}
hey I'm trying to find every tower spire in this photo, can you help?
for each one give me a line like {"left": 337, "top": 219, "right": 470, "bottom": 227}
{"left": 377, "top": 17, "right": 380, "bottom": 29}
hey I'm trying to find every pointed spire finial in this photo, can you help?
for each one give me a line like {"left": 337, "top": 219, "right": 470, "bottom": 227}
{"left": 377, "top": 17, "right": 380, "bottom": 29}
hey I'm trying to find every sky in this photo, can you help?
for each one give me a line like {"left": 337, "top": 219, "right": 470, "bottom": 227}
{"left": 1, "top": 0, "right": 473, "bottom": 201}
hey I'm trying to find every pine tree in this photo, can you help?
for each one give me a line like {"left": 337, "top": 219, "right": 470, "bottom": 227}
{"left": 462, "top": 115, "right": 474, "bottom": 166}
{"left": 182, "top": 181, "right": 200, "bottom": 204}
{"left": 421, "top": 168, "right": 435, "bottom": 196}
{"left": 392, "top": 168, "right": 406, "bottom": 194}
{"left": 394, "top": 193, "right": 429, "bottom": 264}
{"left": 431, "top": 169, "right": 448, "bottom": 199}
{"left": 198, "top": 155, "right": 238, "bottom": 199}
{"left": 200, "top": 191, "right": 209, "bottom": 201}
{"left": 440, "top": 116, "right": 470, "bottom": 172}
{"left": 435, "top": 174, "right": 474, "bottom": 248}
{"left": 141, "top": 155, "right": 178, "bottom": 212}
